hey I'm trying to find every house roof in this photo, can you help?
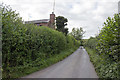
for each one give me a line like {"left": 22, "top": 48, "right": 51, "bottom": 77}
{"left": 25, "top": 19, "right": 49, "bottom": 24}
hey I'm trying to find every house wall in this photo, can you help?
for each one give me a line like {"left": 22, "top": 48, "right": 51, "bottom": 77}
{"left": 39, "top": 23, "right": 48, "bottom": 26}
{"left": 35, "top": 23, "right": 48, "bottom": 27}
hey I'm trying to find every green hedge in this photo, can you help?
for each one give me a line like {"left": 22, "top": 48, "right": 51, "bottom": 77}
{"left": 2, "top": 5, "right": 79, "bottom": 78}
{"left": 85, "top": 14, "right": 120, "bottom": 78}
{"left": 97, "top": 14, "right": 120, "bottom": 62}
{"left": 85, "top": 47, "right": 118, "bottom": 78}
{"left": 96, "top": 14, "right": 120, "bottom": 78}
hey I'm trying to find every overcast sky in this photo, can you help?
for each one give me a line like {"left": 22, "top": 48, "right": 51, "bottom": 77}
{"left": 2, "top": 0, "right": 119, "bottom": 39}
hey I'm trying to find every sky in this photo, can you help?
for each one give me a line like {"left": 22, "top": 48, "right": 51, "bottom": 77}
{"left": 1, "top": 0, "right": 120, "bottom": 39}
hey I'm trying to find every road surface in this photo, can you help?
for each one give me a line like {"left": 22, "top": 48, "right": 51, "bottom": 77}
{"left": 23, "top": 47, "right": 98, "bottom": 78}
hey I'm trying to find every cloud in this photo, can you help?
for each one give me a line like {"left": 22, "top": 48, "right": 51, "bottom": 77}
{"left": 2, "top": 0, "right": 120, "bottom": 39}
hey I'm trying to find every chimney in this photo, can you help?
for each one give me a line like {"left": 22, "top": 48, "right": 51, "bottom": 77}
{"left": 49, "top": 12, "right": 55, "bottom": 29}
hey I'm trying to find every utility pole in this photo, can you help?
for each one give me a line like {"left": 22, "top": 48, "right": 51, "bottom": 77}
{"left": 53, "top": 0, "right": 55, "bottom": 13}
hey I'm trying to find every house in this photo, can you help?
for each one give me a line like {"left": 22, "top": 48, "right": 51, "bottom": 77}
{"left": 25, "top": 12, "right": 55, "bottom": 29}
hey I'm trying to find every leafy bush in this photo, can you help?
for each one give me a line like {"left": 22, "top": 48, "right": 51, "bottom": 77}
{"left": 86, "top": 47, "right": 118, "bottom": 78}
{"left": 2, "top": 5, "right": 80, "bottom": 78}
{"left": 85, "top": 14, "right": 120, "bottom": 78}
{"left": 96, "top": 14, "right": 120, "bottom": 78}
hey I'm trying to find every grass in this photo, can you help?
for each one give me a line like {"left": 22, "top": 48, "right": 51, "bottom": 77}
{"left": 85, "top": 47, "right": 98, "bottom": 63}
{"left": 3, "top": 47, "right": 78, "bottom": 78}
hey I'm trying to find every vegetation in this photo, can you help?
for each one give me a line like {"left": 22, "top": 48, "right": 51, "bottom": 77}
{"left": 70, "top": 27, "right": 85, "bottom": 45}
{"left": 2, "top": 2, "right": 119, "bottom": 79}
{"left": 56, "top": 16, "right": 69, "bottom": 35}
{"left": 82, "top": 39, "right": 88, "bottom": 47}
{"left": 2, "top": 5, "right": 80, "bottom": 78}
{"left": 85, "top": 14, "right": 120, "bottom": 78}
{"left": 0, "top": 5, "right": 1, "bottom": 78}
{"left": 3, "top": 48, "right": 77, "bottom": 78}
{"left": 84, "top": 37, "right": 97, "bottom": 49}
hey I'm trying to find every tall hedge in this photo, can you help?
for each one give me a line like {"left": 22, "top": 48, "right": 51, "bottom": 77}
{"left": 97, "top": 14, "right": 120, "bottom": 62}
{"left": 96, "top": 14, "right": 120, "bottom": 78}
{"left": 85, "top": 14, "right": 120, "bottom": 78}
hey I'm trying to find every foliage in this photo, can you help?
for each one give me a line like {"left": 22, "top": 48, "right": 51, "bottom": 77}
{"left": 2, "top": 5, "right": 80, "bottom": 78}
{"left": 0, "top": 4, "right": 2, "bottom": 79}
{"left": 3, "top": 48, "right": 77, "bottom": 78}
{"left": 96, "top": 14, "right": 120, "bottom": 78}
{"left": 97, "top": 14, "right": 120, "bottom": 62}
{"left": 85, "top": 47, "right": 118, "bottom": 78}
{"left": 85, "top": 14, "right": 120, "bottom": 78}
{"left": 82, "top": 39, "right": 88, "bottom": 47}
{"left": 70, "top": 27, "right": 85, "bottom": 40}
{"left": 70, "top": 27, "right": 85, "bottom": 46}
{"left": 84, "top": 37, "right": 97, "bottom": 49}
{"left": 56, "top": 16, "right": 68, "bottom": 35}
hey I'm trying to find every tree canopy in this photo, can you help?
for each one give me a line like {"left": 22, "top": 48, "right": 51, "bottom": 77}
{"left": 56, "top": 16, "right": 68, "bottom": 35}
{"left": 70, "top": 27, "right": 85, "bottom": 40}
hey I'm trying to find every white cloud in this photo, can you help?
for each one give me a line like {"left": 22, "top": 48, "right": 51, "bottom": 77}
{"left": 2, "top": 0, "right": 120, "bottom": 39}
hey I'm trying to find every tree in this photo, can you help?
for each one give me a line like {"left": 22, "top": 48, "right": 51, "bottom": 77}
{"left": 70, "top": 27, "right": 85, "bottom": 40}
{"left": 70, "top": 27, "right": 85, "bottom": 46}
{"left": 85, "top": 37, "right": 97, "bottom": 49}
{"left": 56, "top": 16, "right": 68, "bottom": 35}
{"left": 95, "top": 14, "right": 120, "bottom": 78}
{"left": 96, "top": 14, "right": 120, "bottom": 61}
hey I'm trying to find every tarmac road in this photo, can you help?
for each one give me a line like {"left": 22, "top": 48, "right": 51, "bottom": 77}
{"left": 23, "top": 46, "right": 98, "bottom": 78}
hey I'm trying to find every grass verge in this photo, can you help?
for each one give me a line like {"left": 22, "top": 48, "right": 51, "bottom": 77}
{"left": 85, "top": 47, "right": 99, "bottom": 65}
{"left": 3, "top": 47, "right": 78, "bottom": 78}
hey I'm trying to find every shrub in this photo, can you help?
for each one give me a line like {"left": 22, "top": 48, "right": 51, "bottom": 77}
{"left": 85, "top": 14, "right": 120, "bottom": 78}
{"left": 96, "top": 14, "right": 120, "bottom": 78}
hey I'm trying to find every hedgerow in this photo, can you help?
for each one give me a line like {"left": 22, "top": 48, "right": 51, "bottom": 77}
{"left": 2, "top": 5, "right": 79, "bottom": 78}
{"left": 96, "top": 14, "right": 120, "bottom": 78}
{"left": 85, "top": 14, "right": 120, "bottom": 78}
